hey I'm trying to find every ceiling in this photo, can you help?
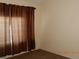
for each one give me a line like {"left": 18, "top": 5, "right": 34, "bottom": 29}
{"left": 0, "top": 0, "right": 44, "bottom": 7}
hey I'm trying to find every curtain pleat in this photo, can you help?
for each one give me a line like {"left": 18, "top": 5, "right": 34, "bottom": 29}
{"left": 27, "top": 8, "right": 35, "bottom": 50}
{"left": 0, "top": 4, "right": 6, "bottom": 56}
{"left": 5, "top": 5, "right": 11, "bottom": 55}
{"left": 0, "top": 3, "right": 11, "bottom": 57}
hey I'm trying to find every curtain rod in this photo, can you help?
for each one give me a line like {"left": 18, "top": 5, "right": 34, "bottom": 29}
{"left": 0, "top": 2, "right": 36, "bottom": 9}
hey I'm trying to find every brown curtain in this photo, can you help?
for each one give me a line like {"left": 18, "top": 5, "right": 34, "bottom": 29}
{"left": 0, "top": 3, "right": 35, "bottom": 57}
{"left": 0, "top": 3, "right": 11, "bottom": 57}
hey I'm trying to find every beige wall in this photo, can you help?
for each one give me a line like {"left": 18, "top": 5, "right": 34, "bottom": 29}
{"left": 39, "top": 0, "right": 79, "bottom": 59}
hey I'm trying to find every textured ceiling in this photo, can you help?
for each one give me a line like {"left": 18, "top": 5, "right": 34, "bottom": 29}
{"left": 23, "top": 0, "right": 44, "bottom": 6}
{"left": 0, "top": 0, "right": 44, "bottom": 7}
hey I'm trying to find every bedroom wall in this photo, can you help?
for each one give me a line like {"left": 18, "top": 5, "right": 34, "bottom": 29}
{"left": 39, "top": 0, "right": 79, "bottom": 59}
{"left": 0, "top": 0, "right": 41, "bottom": 50}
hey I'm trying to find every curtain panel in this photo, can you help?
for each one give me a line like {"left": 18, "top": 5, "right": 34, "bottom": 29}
{"left": 0, "top": 3, "right": 35, "bottom": 57}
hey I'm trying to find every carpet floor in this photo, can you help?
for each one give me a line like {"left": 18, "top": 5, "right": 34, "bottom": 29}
{"left": 7, "top": 49, "right": 70, "bottom": 59}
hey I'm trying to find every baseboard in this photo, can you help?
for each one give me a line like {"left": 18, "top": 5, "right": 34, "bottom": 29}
{"left": 39, "top": 49, "right": 71, "bottom": 59}
{"left": 0, "top": 49, "right": 38, "bottom": 59}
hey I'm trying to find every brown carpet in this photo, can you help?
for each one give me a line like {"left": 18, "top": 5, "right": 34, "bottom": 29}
{"left": 7, "top": 49, "right": 70, "bottom": 59}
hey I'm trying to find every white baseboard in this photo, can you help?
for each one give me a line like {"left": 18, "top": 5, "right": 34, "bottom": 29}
{"left": 0, "top": 49, "right": 38, "bottom": 59}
